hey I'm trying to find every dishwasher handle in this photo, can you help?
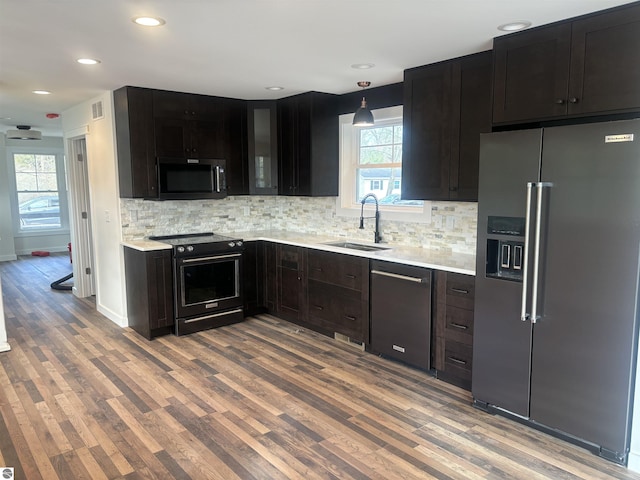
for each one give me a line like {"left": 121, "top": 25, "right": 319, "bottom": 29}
{"left": 371, "top": 269, "right": 426, "bottom": 284}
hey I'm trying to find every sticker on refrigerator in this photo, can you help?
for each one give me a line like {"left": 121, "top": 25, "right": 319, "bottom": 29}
{"left": 605, "top": 134, "right": 634, "bottom": 143}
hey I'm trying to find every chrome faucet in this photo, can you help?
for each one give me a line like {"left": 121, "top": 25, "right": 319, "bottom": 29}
{"left": 359, "top": 193, "right": 382, "bottom": 243}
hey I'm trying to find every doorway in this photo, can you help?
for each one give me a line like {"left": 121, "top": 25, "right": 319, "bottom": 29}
{"left": 67, "top": 137, "right": 95, "bottom": 297}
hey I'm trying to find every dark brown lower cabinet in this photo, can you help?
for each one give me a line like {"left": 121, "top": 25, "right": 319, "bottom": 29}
{"left": 276, "top": 244, "right": 306, "bottom": 323}
{"left": 433, "top": 271, "right": 475, "bottom": 390}
{"left": 123, "top": 246, "right": 174, "bottom": 340}
{"left": 242, "top": 241, "right": 266, "bottom": 317}
{"left": 306, "top": 250, "right": 369, "bottom": 344}
{"left": 370, "top": 261, "right": 432, "bottom": 370}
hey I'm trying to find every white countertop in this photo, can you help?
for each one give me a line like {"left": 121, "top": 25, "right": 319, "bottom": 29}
{"left": 122, "top": 230, "right": 476, "bottom": 275}
{"left": 121, "top": 239, "right": 173, "bottom": 252}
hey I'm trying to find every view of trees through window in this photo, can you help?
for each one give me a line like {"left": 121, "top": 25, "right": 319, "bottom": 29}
{"left": 356, "top": 123, "right": 422, "bottom": 206}
{"left": 14, "top": 153, "right": 62, "bottom": 229}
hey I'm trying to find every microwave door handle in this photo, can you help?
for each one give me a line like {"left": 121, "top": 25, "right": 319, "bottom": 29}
{"left": 215, "top": 165, "right": 221, "bottom": 193}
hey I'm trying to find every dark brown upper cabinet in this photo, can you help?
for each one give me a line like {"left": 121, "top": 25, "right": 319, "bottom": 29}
{"left": 153, "top": 90, "right": 248, "bottom": 195}
{"left": 114, "top": 86, "right": 156, "bottom": 199}
{"left": 402, "top": 51, "right": 492, "bottom": 201}
{"left": 492, "top": 2, "right": 640, "bottom": 126}
{"left": 248, "top": 100, "right": 279, "bottom": 195}
{"left": 277, "top": 92, "right": 339, "bottom": 196}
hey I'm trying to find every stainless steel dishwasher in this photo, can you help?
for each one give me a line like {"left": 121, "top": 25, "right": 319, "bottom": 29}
{"left": 370, "top": 260, "right": 432, "bottom": 370}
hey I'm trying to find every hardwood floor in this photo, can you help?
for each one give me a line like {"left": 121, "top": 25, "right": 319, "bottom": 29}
{"left": 1, "top": 254, "right": 639, "bottom": 479}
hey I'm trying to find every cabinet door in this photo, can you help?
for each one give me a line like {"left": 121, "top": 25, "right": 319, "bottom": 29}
{"left": 492, "top": 23, "right": 572, "bottom": 124}
{"left": 402, "top": 61, "right": 454, "bottom": 200}
{"left": 307, "top": 280, "right": 366, "bottom": 341}
{"left": 114, "top": 86, "right": 156, "bottom": 198}
{"left": 278, "top": 96, "right": 299, "bottom": 195}
{"left": 242, "top": 241, "right": 265, "bottom": 316}
{"left": 124, "top": 247, "right": 174, "bottom": 339}
{"left": 276, "top": 245, "right": 306, "bottom": 322}
{"left": 190, "top": 95, "right": 230, "bottom": 159}
{"left": 568, "top": 4, "right": 640, "bottom": 116}
{"left": 264, "top": 241, "right": 277, "bottom": 312}
{"left": 155, "top": 116, "right": 190, "bottom": 157}
{"left": 153, "top": 90, "right": 191, "bottom": 157}
{"left": 248, "top": 101, "right": 279, "bottom": 194}
{"left": 451, "top": 52, "right": 492, "bottom": 201}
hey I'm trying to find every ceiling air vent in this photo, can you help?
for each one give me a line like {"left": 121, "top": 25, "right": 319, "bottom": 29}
{"left": 91, "top": 101, "right": 104, "bottom": 120}
{"left": 6, "top": 125, "right": 42, "bottom": 140}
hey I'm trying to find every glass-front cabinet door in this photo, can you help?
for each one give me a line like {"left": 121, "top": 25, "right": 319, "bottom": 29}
{"left": 248, "top": 101, "right": 278, "bottom": 194}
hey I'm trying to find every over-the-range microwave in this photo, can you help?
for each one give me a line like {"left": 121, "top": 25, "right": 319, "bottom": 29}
{"left": 157, "top": 157, "right": 227, "bottom": 200}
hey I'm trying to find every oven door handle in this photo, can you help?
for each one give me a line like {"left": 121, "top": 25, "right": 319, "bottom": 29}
{"left": 181, "top": 253, "right": 242, "bottom": 263}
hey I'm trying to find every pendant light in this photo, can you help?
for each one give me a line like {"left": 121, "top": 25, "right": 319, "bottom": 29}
{"left": 352, "top": 81, "right": 374, "bottom": 126}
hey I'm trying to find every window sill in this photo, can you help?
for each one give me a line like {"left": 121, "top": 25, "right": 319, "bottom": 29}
{"left": 335, "top": 198, "right": 432, "bottom": 224}
{"left": 15, "top": 228, "right": 70, "bottom": 238}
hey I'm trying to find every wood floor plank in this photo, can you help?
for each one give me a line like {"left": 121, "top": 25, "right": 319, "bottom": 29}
{"left": 1, "top": 254, "right": 639, "bottom": 479}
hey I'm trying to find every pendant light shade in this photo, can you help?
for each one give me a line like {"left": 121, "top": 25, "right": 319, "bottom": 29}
{"left": 352, "top": 81, "right": 374, "bottom": 126}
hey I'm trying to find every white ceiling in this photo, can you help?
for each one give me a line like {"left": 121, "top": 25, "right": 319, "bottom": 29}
{"left": 0, "top": 0, "right": 634, "bottom": 137}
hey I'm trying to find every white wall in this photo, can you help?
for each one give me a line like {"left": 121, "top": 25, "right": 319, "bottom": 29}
{"left": 0, "top": 135, "right": 16, "bottom": 262}
{"left": 62, "top": 92, "right": 127, "bottom": 327}
{"left": 0, "top": 275, "right": 9, "bottom": 353}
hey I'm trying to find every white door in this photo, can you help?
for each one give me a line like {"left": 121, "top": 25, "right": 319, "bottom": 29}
{"left": 67, "top": 137, "right": 95, "bottom": 297}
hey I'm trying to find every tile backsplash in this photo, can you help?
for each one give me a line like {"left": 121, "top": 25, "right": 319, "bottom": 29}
{"left": 121, "top": 196, "right": 478, "bottom": 254}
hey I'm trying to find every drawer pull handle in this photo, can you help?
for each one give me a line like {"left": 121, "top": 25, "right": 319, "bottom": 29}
{"left": 449, "top": 323, "right": 468, "bottom": 330}
{"left": 346, "top": 274, "right": 356, "bottom": 279}
{"left": 345, "top": 315, "right": 356, "bottom": 321}
{"left": 393, "top": 345, "right": 406, "bottom": 353}
{"left": 447, "top": 356, "right": 467, "bottom": 366}
{"left": 313, "top": 267, "right": 323, "bottom": 272}
{"left": 451, "top": 288, "right": 469, "bottom": 294}
{"left": 313, "top": 305, "right": 324, "bottom": 311}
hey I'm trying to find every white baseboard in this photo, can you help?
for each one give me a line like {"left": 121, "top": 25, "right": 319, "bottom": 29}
{"left": 0, "top": 254, "right": 18, "bottom": 262}
{"left": 0, "top": 341, "right": 11, "bottom": 353}
{"left": 628, "top": 451, "right": 640, "bottom": 472}
{"left": 15, "top": 246, "right": 69, "bottom": 256}
{"left": 97, "top": 303, "right": 128, "bottom": 328}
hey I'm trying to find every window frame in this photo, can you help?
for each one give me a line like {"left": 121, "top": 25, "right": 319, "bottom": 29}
{"left": 336, "top": 105, "right": 431, "bottom": 224}
{"left": 7, "top": 146, "right": 69, "bottom": 236}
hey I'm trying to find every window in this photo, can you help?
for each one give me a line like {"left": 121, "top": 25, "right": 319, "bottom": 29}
{"left": 338, "top": 105, "right": 430, "bottom": 223}
{"left": 369, "top": 180, "right": 383, "bottom": 190}
{"left": 8, "top": 149, "right": 68, "bottom": 232}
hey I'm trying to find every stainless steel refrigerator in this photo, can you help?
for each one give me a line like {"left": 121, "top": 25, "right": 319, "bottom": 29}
{"left": 473, "top": 119, "right": 640, "bottom": 465}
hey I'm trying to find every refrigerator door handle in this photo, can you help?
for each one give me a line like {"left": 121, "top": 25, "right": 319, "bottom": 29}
{"left": 530, "top": 182, "right": 552, "bottom": 324}
{"left": 521, "top": 182, "right": 535, "bottom": 321}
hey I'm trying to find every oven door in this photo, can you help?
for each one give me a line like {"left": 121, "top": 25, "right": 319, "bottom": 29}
{"left": 175, "top": 252, "right": 243, "bottom": 320}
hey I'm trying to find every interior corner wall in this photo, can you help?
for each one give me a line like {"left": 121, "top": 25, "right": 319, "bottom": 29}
{"left": 62, "top": 91, "right": 127, "bottom": 327}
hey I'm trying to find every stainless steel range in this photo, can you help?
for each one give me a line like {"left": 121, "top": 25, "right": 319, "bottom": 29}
{"left": 149, "top": 232, "right": 245, "bottom": 336}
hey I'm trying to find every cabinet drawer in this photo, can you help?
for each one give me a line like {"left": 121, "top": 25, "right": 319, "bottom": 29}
{"left": 443, "top": 340, "right": 473, "bottom": 381}
{"left": 444, "top": 305, "right": 474, "bottom": 343}
{"left": 278, "top": 244, "right": 303, "bottom": 270}
{"left": 445, "top": 272, "right": 475, "bottom": 309}
{"left": 307, "top": 250, "right": 368, "bottom": 291}
{"left": 307, "top": 281, "right": 365, "bottom": 340}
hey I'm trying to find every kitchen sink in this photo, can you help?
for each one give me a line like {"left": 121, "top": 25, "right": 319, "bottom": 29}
{"left": 323, "top": 241, "right": 391, "bottom": 252}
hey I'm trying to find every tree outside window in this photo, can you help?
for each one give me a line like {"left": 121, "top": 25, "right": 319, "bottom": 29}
{"left": 14, "top": 153, "right": 63, "bottom": 229}
{"left": 356, "top": 122, "right": 421, "bottom": 206}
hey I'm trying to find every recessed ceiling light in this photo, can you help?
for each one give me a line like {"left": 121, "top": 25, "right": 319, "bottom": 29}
{"left": 133, "top": 16, "right": 166, "bottom": 27}
{"left": 32, "top": 90, "right": 51, "bottom": 95}
{"left": 265, "top": 86, "right": 284, "bottom": 91}
{"left": 351, "top": 63, "right": 375, "bottom": 70}
{"left": 77, "top": 58, "right": 101, "bottom": 65}
{"left": 498, "top": 21, "right": 532, "bottom": 32}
